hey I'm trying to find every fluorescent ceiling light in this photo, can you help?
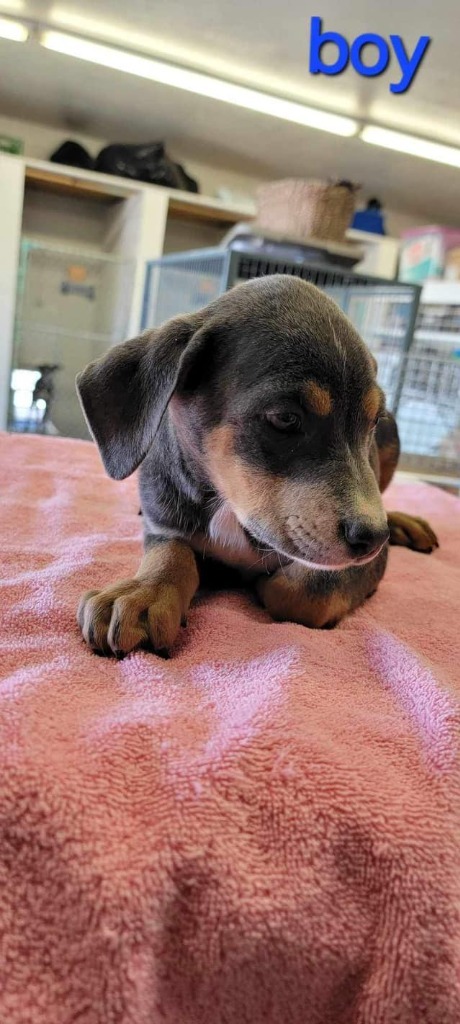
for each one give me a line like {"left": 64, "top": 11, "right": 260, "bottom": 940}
{"left": 0, "top": 16, "right": 28, "bottom": 41}
{"left": 0, "top": 0, "right": 26, "bottom": 12}
{"left": 361, "top": 125, "right": 460, "bottom": 169}
{"left": 41, "top": 30, "right": 358, "bottom": 137}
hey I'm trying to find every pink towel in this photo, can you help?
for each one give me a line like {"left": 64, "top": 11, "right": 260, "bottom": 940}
{"left": 1, "top": 431, "right": 460, "bottom": 1024}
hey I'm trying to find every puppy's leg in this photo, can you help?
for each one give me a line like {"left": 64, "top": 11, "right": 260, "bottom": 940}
{"left": 78, "top": 539, "right": 199, "bottom": 657}
{"left": 256, "top": 548, "right": 388, "bottom": 630}
{"left": 386, "top": 511, "right": 439, "bottom": 553}
{"left": 375, "top": 413, "right": 439, "bottom": 553}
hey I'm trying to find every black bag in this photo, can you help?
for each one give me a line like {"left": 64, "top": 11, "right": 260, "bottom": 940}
{"left": 50, "top": 140, "right": 95, "bottom": 170}
{"left": 94, "top": 142, "right": 199, "bottom": 192}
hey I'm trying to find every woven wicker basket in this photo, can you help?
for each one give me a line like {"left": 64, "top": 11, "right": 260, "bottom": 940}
{"left": 255, "top": 179, "right": 359, "bottom": 244}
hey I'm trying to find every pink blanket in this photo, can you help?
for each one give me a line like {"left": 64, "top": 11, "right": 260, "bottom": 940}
{"left": 1, "top": 432, "right": 460, "bottom": 1024}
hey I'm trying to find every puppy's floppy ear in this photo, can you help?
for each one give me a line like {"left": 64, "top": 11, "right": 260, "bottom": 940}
{"left": 76, "top": 314, "right": 208, "bottom": 480}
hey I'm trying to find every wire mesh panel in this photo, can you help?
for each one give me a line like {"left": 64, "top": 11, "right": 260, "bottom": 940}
{"left": 9, "top": 240, "right": 134, "bottom": 439}
{"left": 143, "top": 250, "right": 228, "bottom": 328}
{"left": 392, "top": 352, "right": 460, "bottom": 481}
{"left": 335, "top": 286, "right": 417, "bottom": 409}
{"left": 143, "top": 247, "right": 401, "bottom": 331}
{"left": 226, "top": 254, "right": 418, "bottom": 406}
{"left": 416, "top": 301, "right": 460, "bottom": 337}
{"left": 230, "top": 252, "right": 374, "bottom": 289}
{"left": 141, "top": 247, "right": 460, "bottom": 481}
{"left": 143, "top": 247, "right": 419, "bottom": 411}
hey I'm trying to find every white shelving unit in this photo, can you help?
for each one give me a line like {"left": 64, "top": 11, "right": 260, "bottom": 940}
{"left": 0, "top": 153, "right": 255, "bottom": 433}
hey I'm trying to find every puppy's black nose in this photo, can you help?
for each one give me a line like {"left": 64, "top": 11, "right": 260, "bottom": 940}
{"left": 341, "top": 517, "right": 390, "bottom": 558}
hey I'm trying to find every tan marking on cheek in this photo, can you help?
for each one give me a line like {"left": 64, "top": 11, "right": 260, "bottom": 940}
{"left": 304, "top": 381, "right": 333, "bottom": 417}
{"left": 363, "top": 386, "right": 382, "bottom": 423}
{"left": 206, "top": 425, "right": 277, "bottom": 516}
{"left": 206, "top": 429, "right": 338, "bottom": 551}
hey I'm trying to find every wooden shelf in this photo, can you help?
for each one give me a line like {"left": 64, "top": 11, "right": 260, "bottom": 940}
{"left": 168, "top": 195, "right": 251, "bottom": 226}
{"left": 24, "top": 160, "right": 253, "bottom": 225}
{"left": 24, "top": 165, "right": 130, "bottom": 203}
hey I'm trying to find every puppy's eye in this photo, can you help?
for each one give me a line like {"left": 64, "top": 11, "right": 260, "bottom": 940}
{"left": 266, "top": 411, "right": 302, "bottom": 433}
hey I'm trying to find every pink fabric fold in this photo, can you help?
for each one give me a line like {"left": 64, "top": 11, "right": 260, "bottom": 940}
{"left": 1, "top": 431, "right": 460, "bottom": 1023}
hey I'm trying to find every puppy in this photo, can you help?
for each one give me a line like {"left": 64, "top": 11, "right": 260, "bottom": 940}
{"left": 76, "top": 275, "right": 438, "bottom": 657}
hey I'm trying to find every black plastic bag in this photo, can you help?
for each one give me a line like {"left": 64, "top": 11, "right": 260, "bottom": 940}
{"left": 50, "top": 140, "right": 95, "bottom": 170}
{"left": 94, "top": 142, "right": 199, "bottom": 192}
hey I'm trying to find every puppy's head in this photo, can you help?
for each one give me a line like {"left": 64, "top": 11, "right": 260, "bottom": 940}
{"left": 77, "top": 275, "right": 389, "bottom": 571}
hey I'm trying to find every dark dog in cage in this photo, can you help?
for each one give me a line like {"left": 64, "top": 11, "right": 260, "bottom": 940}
{"left": 32, "top": 364, "right": 61, "bottom": 424}
{"left": 75, "top": 275, "right": 438, "bottom": 657}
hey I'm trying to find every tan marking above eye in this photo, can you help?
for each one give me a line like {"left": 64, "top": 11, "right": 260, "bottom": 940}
{"left": 304, "top": 381, "right": 333, "bottom": 417}
{"left": 363, "top": 386, "right": 383, "bottom": 423}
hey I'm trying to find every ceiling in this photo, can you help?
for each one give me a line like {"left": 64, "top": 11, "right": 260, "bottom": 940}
{"left": 1, "top": 0, "right": 460, "bottom": 222}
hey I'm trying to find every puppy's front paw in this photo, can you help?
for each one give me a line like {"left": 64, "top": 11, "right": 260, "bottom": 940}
{"left": 387, "top": 511, "right": 439, "bottom": 553}
{"left": 77, "top": 579, "right": 185, "bottom": 657}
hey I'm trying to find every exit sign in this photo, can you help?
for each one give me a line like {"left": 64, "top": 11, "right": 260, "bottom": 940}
{"left": 0, "top": 135, "right": 23, "bottom": 155}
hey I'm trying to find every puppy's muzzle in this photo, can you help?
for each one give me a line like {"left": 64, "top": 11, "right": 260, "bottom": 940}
{"left": 340, "top": 516, "right": 390, "bottom": 562}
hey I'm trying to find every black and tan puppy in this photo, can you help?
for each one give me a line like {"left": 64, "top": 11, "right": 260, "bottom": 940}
{"left": 76, "top": 275, "right": 438, "bottom": 657}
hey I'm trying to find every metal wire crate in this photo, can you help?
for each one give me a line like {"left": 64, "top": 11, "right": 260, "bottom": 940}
{"left": 142, "top": 249, "right": 419, "bottom": 382}
{"left": 142, "top": 246, "right": 460, "bottom": 483}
